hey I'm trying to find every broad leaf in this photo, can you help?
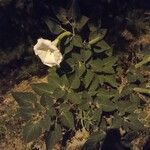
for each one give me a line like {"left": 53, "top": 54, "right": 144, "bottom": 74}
{"left": 89, "top": 28, "right": 107, "bottom": 41}
{"left": 89, "top": 76, "right": 99, "bottom": 92}
{"left": 90, "top": 60, "right": 103, "bottom": 72}
{"left": 72, "top": 35, "right": 83, "bottom": 47}
{"left": 40, "top": 94, "right": 54, "bottom": 107}
{"left": 98, "top": 75, "right": 105, "bottom": 85}
{"left": 23, "top": 121, "right": 42, "bottom": 143}
{"left": 112, "top": 114, "right": 124, "bottom": 128}
{"left": 56, "top": 8, "right": 68, "bottom": 24}
{"left": 126, "top": 115, "right": 143, "bottom": 131}
{"left": 75, "top": 15, "right": 89, "bottom": 31}
{"left": 60, "top": 74, "right": 70, "bottom": 88}
{"left": 103, "top": 75, "right": 118, "bottom": 87}
{"left": 78, "top": 62, "right": 86, "bottom": 77}
{"left": 120, "top": 84, "right": 137, "bottom": 97}
{"left": 82, "top": 132, "right": 105, "bottom": 150}
{"left": 93, "top": 109, "right": 102, "bottom": 125}
{"left": 127, "top": 72, "right": 146, "bottom": 83}
{"left": 53, "top": 88, "right": 66, "bottom": 99}
{"left": 45, "top": 18, "right": 63, "bottom": 35}
{"left": 32, "top": 83, "right": 54, "bottom": 96}
{"left": 12, "top": 92, "right": 36, "bottom": 107}
{"left": 64, "top": 43, "right": 73, "bottom": 54}
{"left": 97, "top": 88, "right": 116, "bottom": 101}
{"left": 95, "top": 40, "right": 111, "bottom": 51}
{"left": 67, "top": 91, "right": 81, "bottom": 104}
{"left": 40, "top": 114, "right": 51, "bottom": 131}
{"left": 60, "top": 109, "right": 75, "bottom": 129}
{"left": 18, "top": 107, "right": 36, "bottom": 120}
{"left": 71, "top": 74, "right": 81, "bottom": 89}
{"left": 117, "top": 101, "right": 137, "bottom": 115}
{"left": 84, "top": 70, "right": 94, "bottom": 88}
{"left": 46, "top": 107, "right": 57, "bottom": 117}
{"left": 96, "top": 96, "right": 116, "bottom": 112}
{"left": 48, "top": 72, "right": 61, "bottom": 89}
{"left": 45, "top": 124, "right": 62, "bottom": 150}
{"left": 72, "top": 52, "right": 82, "bottom": 62}
{"left": 81, "top": 49, "right": 92, "bottom": 62}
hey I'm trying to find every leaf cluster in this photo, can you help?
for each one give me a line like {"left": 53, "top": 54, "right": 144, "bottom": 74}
{"left": 12, "top": 6, "right": 150, "bottom": 150}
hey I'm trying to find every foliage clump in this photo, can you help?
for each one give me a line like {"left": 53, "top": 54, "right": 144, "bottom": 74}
{"left": 11, "top": 3, "right": 150, "bottom": 150}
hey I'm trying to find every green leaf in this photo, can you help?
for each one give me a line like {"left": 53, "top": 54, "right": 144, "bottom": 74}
{"left": 72, "top": 35, "right": 83, "bottom": 47}
{"left": 72, "top": 53, "right": 82, "bottom": 62}
{"left": 31, "top": 83, "right": 54, "bottom": 96}
{"left": 81, "top": 49, "right": 92, "bottom": 62}
{"left": 23, "top": 122, "right": 42, "bottom": 143}
{"left": 103, "top": 75, "right": 118, "bottom": 87}
{"left": 127, "top": 72, "right": 146, "bottom": 83}
{"left": 66, "top": 58, "right": 75, "bottom": 70}
{"left": 89, "top": 28, "right": 107, "bottom": 41}
{"left": 98, "top": 99, "right": 116, "bottom": 112}
{"left": 40, "top": 114, "right": 51, "bottom": 131}
{"left": 46, "top": 107, "right": 57, "bottom": 117}
{"left": 98, "top": 75, "right": 105, "bottom": 85}
{"left": 60, "top": 109, "right": 75, "bottom": 129}
{"left": 93, "top": 109, "right": 102, "bottom": 125}
{"left": 127, "top": 115, "right": 143, "bottom": 130}
{"left": 105, "top": 48, "right": 113, "bottom": 57}
{"left": 78, "top": 62, "right": 86, "bottom": 77}
{"left": 18, "top": 107, "right": 36, "bottom": 120}
{"left": 101, "top": 57, "right": 117, "bottom": 73}
{"left": 40, "top": 94, "right": 54, "bottom": 107}
{"left": 112, "top": 114, "right": 124, "bottom": 128}
{"left": 93, "top": 40, "right": 113, "bottom": 56}
{"left": 120, "top": 84, "right": 136, "bottom": 97}
{"left": 48, "top": 72, "right": 61, "bottom": 89}
{"left": 89, "top": 76, "right": 99, "bottom": 93}
{"left": 130, "top": 94, "right": 141, "bottom": 105}
{"left": 67, "top": 91, "right": 81, "bottom": 104}
{"left": 82, "top": 132, "right": 105, "bottom": 150}
{"left": 12, "top": 92, "right": 36, "bottom": 107}
{"left": 84, "top": 70, "right": 94, "bottom": 88}
{"left": 78, "top": 92, "right": 92, "bottom": 110}
{"left": 46, "top": 124, "right": 62, "bottom": 150}
{"left": 60, "top": 74, "right": 70, "bottom": 88}
{"left": 97, "top": 88, "right": 116, "bottom": 101}
{"left": 117, "top": 101, "right": 137, "bottom": 115}
{"left": 90, "top": 60, "right": 103, "bottom": 72}
{"left": 53, "top": 88, "right": 66, "bottom": 99}
{"left": 56, "top": 8, "right": 68, "bottom": 24}
{"left": 95, "top": 40, "right": 111, "bottom": 51}
{"left": 67, "top": 0, "right": 80, "bottom": 22}
{"left": 45, "top": 18, "right": 63, "bottom": 35}
{"left": 71, "top": 74, "right": 81, "bottom": 89}
{"left": 91, "top": 57, "right": 117, "bottom": 74}
{"left": 64, "top": 43, "right": 73, "bottom": 54}
{"left": 75, "top": 15, "right": 89, "bottom": 31}
{"left": 93, "top": 47, "right": 108, "bottom": 53}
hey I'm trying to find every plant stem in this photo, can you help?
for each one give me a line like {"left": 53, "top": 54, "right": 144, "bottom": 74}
{"left": 135, "top": 56, "right": 150, "bottom": 68}
{"left": 133, "top": 87, "right": 150, "bottom": 95}
{"left": 53, "top": 31, "right": 72, "bottom": 45}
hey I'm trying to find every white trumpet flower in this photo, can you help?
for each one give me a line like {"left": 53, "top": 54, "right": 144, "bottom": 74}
{"left": 33, "top": 38, "right": 63, "bottom": 67}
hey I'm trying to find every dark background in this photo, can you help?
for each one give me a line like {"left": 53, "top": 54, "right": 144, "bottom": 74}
{"left": 0, "top": 0, "right": 149, "bottom": 94}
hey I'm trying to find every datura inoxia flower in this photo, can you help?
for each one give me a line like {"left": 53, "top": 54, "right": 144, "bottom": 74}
{"left": 33, "top": 38, "right": 63, "bottom": 67}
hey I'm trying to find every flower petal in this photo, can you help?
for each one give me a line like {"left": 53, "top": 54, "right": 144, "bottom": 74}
{"left": 43, "top": 51, "right": 57, "bottom": 67}
{"left": 34, "top": 38, "right": 52, "bottom": 53}
{"left": 33, "top": 38, "right": 63, "bottom": 67}
{"left": 53, "top": 50, "right": 63, "bottom": 65}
